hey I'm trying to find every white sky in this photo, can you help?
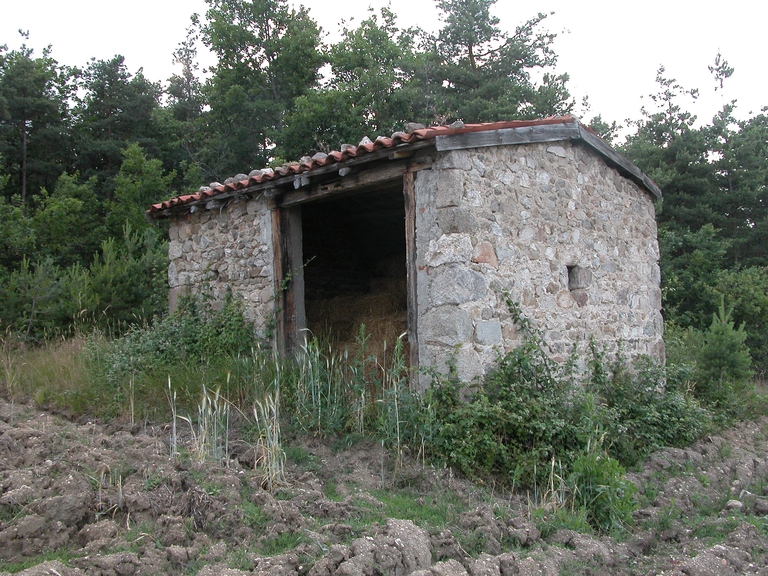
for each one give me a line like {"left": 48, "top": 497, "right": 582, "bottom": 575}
{"left": 3, "top": 0, "right": 765, "bottom": 139}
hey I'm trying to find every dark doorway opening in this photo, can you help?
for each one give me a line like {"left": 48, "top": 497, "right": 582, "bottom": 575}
{"left": 301, "top": 183, "right": 407, "bottom": 359}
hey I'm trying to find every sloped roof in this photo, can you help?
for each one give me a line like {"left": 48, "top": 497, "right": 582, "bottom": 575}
{"left": 147, "top": 115, "right": 659, "bottom": 217}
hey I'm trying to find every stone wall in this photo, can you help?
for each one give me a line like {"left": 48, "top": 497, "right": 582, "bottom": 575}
{"left": 414, "top": 141, "right": 663, "bottom": 383}
{"left": 166, "top": 194, "right": 275, "bottom": 337}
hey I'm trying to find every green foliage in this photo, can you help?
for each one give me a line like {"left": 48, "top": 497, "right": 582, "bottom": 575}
{"left": 284, "top": 326, "right": 421, "bottom": 451}
{"left": 98, "top": 292, "right": 256, "bottom": 387}
{"left": 73, "top": 56, "right": 162, "bottom": 187}
{"left": 658, "top": 224, "right": 730, "bottom": 328}
{"left": 568, "top": 442, "right": 637, "bottom": 534}
{"left": 435, "top": 3, "right": 572, "bottom": 121}
{"left": 197, "top": 0, "right": 323, "bottom": 175}
{"left": 0, "top": 38, "right": 75, "bottom": 207}
{"left": 279, "top": 8, "right": 413, "bottom": 159}
{"left": 109, "top": 143, "right": 175, "bottom": 237}
{"left": 32, "top": 174, "right": 104, "bottom": 267}
{"left": 622, "top": 64, "right": 768, "bottom": 374}
{"left": 695, "top": 298, "right": 752, "bottom": 408}
{"left": 532, "top": 506, "right": 592, "bottom": 539}
{"left": 424, "top": 301, "right": 710, "bottom": 497}
{"left": 280, "top": 0, "right": 572, "bottom": 158}
{"left": 587, "top": 350, "right": 710, "bottom": 466}
{"left": 0, "top": 194, "right": 35, "bottom": 269}
{"left": 712, "top": 266, "right": 768, "bottom": 371}
{"left": 0, "top": 224, "right": 166, "bottom": 340}
{"left": 0, "top": 256, "right": 61, "bottom": 339}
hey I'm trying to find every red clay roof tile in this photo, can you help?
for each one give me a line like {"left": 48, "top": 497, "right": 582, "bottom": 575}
{"left": 148, "top": 116, "right": 578, "bottom": 215}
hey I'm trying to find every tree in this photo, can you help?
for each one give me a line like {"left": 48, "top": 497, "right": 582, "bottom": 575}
{"left": 659, "top": 224, "right": 730, "bottom": 329}
{"left": 280, "top": 0, "right": 574, "bottom": 160}
{"left": 623, "top": 57, "right": 768, "bottom": 374}
{"left": 713, "top": 267, "right": 768, "bottom": 371}
{"left": 434, "top": 1, "right": 572, "bottom": 121}
{"left": 713, "top": 112, "right": 768, "bottom": 267}
{"left": 0, "top": 35, "right": 75, "bottom": 209}
{"left": 196, "top": 0, "right": 323, "bottom": 176}
{"left": 32, "top": 173, "right": 104, "bottom": 267}
{"left": 166, "top": 27, "right": 205, "bottom": 124}
{"left": 73, "top": 55, "right": 162, "bottom": 193}
{"left": 624, "top": 63, "right": 768, "bottom": 269}
{"left": 279, "top": 8, "right": 420, "bottom": 159}
{"left": 108, "top": 143, "right": 175, "bottom": 237}
{"left": 697, "top": 298, "right": 752, "bottom": 404}
{"left": 0, "top": 195, "right": 35, "bottom": 270}
{"left": 156, "top": 25, "right": 208, "bottom": 193}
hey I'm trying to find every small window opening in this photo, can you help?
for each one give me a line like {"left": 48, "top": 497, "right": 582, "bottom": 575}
{"left": 567, "top": 265, "right": 591, "bottom": 307}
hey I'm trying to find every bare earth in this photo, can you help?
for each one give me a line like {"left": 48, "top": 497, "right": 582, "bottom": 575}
{"left": 2, "top": 396, "right": 768, "bottom": 576}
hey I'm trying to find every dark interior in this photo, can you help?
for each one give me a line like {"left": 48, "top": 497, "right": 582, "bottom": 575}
{"left": 301, "top": 183, "right": 407, "bottom": 356}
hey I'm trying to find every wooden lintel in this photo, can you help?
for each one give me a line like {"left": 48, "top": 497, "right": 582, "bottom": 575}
{"left": 407, "top": 162, "right": 433, "bottom": 173}
{"left": 279, "top": 160, "right": 409, "bottom": 208}
{"left": 389, "top": 149, "right": 414, "bottom": 160}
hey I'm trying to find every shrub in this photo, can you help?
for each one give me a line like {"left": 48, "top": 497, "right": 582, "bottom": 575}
{"left": 696, "top": 298, "right": 752, "bottom": 402}
{"left": 711, "top": 266, "right": 768, "bottom": 372}
{"left": 424, "top": 301, "right": 711, "bottom": 491}
{"left": 588, "top": 352, "right": 710, "bottom": 466}
{"left": 568, "top": 441, "right": 637, "bottom": 534}
{"left": 0, "top": 224, "right": 167, "bottom": 341}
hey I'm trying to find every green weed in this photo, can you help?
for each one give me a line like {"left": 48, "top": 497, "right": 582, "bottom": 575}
{"left": 259, "top": 532, "right": 306, "bottom": 556}
{"left": 240, "top": 499, "right": 269, "bottom": 531}
{"left": 284, "top": 445, "right": 319, "bottom": 471}
{"left": 0, "top": 547, "right": 81, "bottom": 573}
{"left": 568, "top": 440, "right": 637, "bottom": 534}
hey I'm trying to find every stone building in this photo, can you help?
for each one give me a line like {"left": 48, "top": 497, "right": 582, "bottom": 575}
{"left": 148, "top": 116, "right": 664, "bottom": 382}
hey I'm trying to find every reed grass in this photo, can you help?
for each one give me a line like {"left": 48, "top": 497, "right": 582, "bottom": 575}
{"left": 253, "top": 391, "right": 286, "bottom": 491}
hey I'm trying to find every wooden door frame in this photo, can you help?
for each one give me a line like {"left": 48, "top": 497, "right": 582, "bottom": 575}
{"left": 272, "top": 167, "right": 420, "bottom": 378}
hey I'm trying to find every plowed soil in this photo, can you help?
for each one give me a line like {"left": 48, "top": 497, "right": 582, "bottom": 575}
{"left": 2, "top": 396, "right": 768, "bottom": 575}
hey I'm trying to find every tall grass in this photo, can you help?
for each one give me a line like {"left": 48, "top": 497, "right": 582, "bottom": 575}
{"left": 177, "top": 384, "right": 230, "bottom": 464}
{"left": 5, "top": 293, "right": 767, "bottom": 533}
{"left": 1, "top": 328, "right": 21, "bottom": 398}
{"left": 253, "top": 391, "right": 285, "bottom": 491}
{"left": 4, "top": 336, "right": 95, "bottom": 413}
{"left": 294, "top": 337, "right": 348, "bottom": 435}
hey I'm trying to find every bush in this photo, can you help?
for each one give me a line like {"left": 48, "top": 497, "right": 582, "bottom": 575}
{"left": 424, "top": 301, "right": 712, "bottom": 492}
{"left": 0, "top": 224, "right": 167, "bottom": 340}
{"left": 696, "top": 298, "right": 752, "bottom": 398}
{"left": 711, "top": 266, "right": 768, "bottom": 373}
{"left": 568, "top": 442, "right": 637, "bottom": 534}
{"left": 587, "top": 352, "right": 710, "bottom": 466}
{"left": 97, "top": 291, "right": 257, "bottom": 386}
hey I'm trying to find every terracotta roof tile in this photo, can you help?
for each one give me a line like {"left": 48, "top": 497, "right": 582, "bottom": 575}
{"left": 148, "top": 115, "right": 578, "bottom": 215}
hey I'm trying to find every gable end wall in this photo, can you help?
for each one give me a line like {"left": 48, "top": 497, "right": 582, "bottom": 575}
{"left": 414, "top": 141, "right": 663, "bottom": 382}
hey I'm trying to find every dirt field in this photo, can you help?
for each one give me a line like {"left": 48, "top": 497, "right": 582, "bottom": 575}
{"left": 2, "top": 396, "right": 768, "bottom": 575}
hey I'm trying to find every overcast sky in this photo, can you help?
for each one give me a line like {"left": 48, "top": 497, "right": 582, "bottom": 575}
{"left": 3, "top": 0, "right": 765, "bottom": 138}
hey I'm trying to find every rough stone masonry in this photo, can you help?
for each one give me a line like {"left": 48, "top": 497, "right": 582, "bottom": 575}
{"left": 415, "top": 141, "right": 662, "bottom": 381}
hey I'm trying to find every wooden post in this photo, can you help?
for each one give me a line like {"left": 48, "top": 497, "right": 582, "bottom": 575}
{"left": 271, "top": 208, "right": 288, "bottom": 356}
{"left": 271, "top": 206, "right": 305, "bottom": 356}
{"left": 403, "top": 171, "right": 419, "bottom": 379}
